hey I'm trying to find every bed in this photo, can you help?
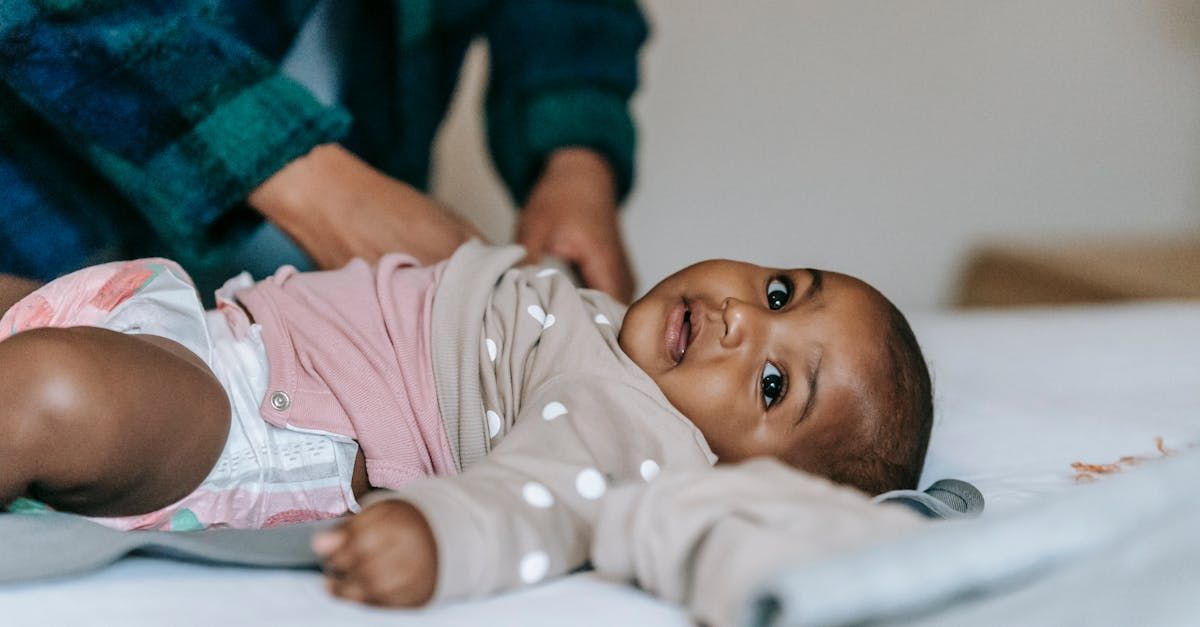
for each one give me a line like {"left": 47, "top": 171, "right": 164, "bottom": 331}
{"left": 2, "top": 301, "right": 1197, "bottom": 626}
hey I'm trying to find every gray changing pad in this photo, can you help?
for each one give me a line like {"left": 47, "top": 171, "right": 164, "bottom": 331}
{"left": 0, "top": 477, "right": 983, "bottom": 585}
{"left": 0, "top": 512, "right": 333, "bottom": 584}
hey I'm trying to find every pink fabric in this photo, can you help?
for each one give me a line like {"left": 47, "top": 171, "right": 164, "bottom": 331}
{"left": 234, "top": 254, "right": 457, "bottom": 490}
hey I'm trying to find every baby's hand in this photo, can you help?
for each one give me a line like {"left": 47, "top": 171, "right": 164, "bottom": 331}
{"left": 311, "top": 500, "right": 438, "bottom": 607}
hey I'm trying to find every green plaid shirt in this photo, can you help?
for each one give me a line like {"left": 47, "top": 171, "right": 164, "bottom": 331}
{"left": 0, "top": 0, "right": 645, "bottom": 280}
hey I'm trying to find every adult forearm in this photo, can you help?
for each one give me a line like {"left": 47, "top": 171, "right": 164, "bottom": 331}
{"left": 0, "top": 2, "right": 348, "bottom": 264}
{"left": 540, "top": 148, "right": 617, "bottom": 196}
{"left": 0, "top": 275, "right": 41, "bottom": 315}
{"left": 248, "top": 143, "right": 481, "bottom": 269}
{"left": 484, "top": 0, "right": 646, "bottom": 204}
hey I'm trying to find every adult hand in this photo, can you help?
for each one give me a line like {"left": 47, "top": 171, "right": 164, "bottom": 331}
{"left": 249, "top": 144, "right": 482, "bottom": 269}
{"left": 516, "top": 148, "right": 635, "bottom": 303}
{"left": 313, "top": 500, "right": 438, "bottom": 607}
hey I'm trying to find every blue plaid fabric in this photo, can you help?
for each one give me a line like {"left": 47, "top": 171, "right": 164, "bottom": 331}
{"left": 0, "top": 0, "right": 645, "bottom": 281}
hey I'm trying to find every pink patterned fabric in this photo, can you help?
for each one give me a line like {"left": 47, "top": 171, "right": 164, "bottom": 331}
{"left": 234, "top": 254, "right": 457, "bottom": 490}
{"left": 2, "top": 259, "right": 182, "bottom": 338}
{"left": 2, "top": 260, "right": 364, "bottom": 531}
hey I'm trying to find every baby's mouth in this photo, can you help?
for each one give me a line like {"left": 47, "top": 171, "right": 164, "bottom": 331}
{"left": 670, "top": 300, "right": 692, "bottom": 364}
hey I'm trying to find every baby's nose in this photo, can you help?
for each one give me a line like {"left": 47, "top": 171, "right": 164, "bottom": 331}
{"left": 720, "top": 297, "right": 752, "bottom": 346}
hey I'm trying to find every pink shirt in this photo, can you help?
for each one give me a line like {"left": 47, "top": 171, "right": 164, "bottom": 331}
{"left": 232, "top": 254, "right": 456, "bottom": 490}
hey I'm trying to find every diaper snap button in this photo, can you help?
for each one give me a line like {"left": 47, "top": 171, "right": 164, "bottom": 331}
{"left": 269, "top": 391, "right": 291, "bottom": 411}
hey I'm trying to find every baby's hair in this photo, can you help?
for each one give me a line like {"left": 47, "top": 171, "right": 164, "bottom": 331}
{"left": 870, "top": 300, "right": 933, "bottom": 492}
{"left": 812, "top": 297, "right": 934, "bottom": 496}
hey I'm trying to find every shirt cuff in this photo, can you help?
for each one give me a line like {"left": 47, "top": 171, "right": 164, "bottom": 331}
{"left": 119, "top": 73, "right": 350, "bottom": 268}
{"left": 514, "top": 87, "right": 636, "bottom": 205}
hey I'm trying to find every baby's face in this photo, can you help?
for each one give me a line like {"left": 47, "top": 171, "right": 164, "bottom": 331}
{"left": 618, "top": 260, "right": 893, "bottom": 468}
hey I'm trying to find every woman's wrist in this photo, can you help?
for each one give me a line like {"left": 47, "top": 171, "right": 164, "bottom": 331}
{"left": 248, "top": 143, "right": 343, "bottom": 226}
{"left": 246, "top": 142, "right": 478, "bottom": 269}
{"left": 246, "top": 143, "right": 377, "bottom": 267}
{"left": 0, "top": 274, "right": 41, "bottom": 314}
{"left": 538, "top": 148, "right": 616, "bottom": 200}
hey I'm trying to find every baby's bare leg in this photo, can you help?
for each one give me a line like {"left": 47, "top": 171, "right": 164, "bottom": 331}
{"left": 0, "top": 327, "right": 230, "bottom": 517}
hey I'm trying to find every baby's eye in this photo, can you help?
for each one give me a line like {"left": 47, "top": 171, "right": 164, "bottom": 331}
{"left": 762, "top": 362, "right": 785, "bottom": 408}
{"left": 766, "top": 277, "right": 791, "bottom": 310}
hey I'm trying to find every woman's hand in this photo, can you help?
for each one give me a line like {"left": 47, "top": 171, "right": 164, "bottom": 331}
{"left": 313, "top": 500, "right": 438, "bottom": 607}
{"left": 517, "top": 148, "right": 636, "bottom": 303}
{"left": 249, "top": 144, "right": 483, "bottom": 269}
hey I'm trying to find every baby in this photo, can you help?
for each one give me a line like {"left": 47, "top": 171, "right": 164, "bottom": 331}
{"left": 0, "top": 240, "right": 931, "bottom": 606}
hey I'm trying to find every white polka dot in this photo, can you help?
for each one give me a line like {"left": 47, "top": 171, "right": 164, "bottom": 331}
{"left": 486, "top": 410, "right": 501, "bottom": 438}
{"left": 527, "top": 305, "right": 556, "bottom": 329}
{"left": 519, "top": 551, "right": 549, "bottom": 584}
{"left": 575, "top": 468, "right": 606, "bottom": 500}
{"left": 640, "top": 459, "right": 661, "bottom": 482}
{"left": 486, "top": 338, "right": 497, "bottom": 362}
{"left": 594, "top": 314, "right": 611, "bottom": 325}
{"left": 536, "top": 268, "right": 559, "bottom": 278}
{"left": 522, "top": 482, "right": 554, "bottom": 508}
{"left": 541, "top": 401, "right": 568, "bottom": 421}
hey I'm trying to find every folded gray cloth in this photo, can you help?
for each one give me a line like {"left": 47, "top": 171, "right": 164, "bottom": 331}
{"left": 873, "top": 479, "right": 985, "bottom": 519}
{"left": 744, "top": 452, "right": 1200, "bottom": 627}
{"left": 0, "top": 512, "right": 334, "bottom": 584}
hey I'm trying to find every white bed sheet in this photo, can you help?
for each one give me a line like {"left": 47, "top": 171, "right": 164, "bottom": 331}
{"left": 2, "top": 301, "right": 1196, "bottom": 625}
{"left": 913, "top": 301, "right": 1200, "bottom": 511}
{"left": 0, "top": 559, "right": 690, "bottom": 626}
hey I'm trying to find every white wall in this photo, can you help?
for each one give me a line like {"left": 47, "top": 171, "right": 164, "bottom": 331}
{"left": 432, "top": 0, "right": 1200, "bottom": 310}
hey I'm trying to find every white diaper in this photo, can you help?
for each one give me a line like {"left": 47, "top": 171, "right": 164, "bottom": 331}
{"left": 0, "top": 260, "right": 362, "bottom": 530}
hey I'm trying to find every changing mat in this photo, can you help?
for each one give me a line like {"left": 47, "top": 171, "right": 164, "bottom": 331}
{"left": 0, "top": 476, "right": 980, "bottom": 585}
{"left": 0, "top": 513, "right": 334, "bottom": 585}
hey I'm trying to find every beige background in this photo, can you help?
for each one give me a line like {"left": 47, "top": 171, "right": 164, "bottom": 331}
{"left": 424, "top": 1, "right": 1200, "bottom": 310}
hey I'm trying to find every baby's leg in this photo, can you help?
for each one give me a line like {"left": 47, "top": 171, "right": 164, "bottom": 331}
{"left": 0, "top": 327, "right": 230, "bottom": 517}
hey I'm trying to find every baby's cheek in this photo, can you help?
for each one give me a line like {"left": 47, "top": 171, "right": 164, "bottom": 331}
{"left": 665, "top": 368, "right": 744, "bottom": 445}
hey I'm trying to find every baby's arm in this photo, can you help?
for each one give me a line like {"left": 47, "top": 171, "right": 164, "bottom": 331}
{"left": 591, "top": 458, "right": 926, "bottom": 626}
{"left": 313, "top": 377, "right": 712, "bottom": 606}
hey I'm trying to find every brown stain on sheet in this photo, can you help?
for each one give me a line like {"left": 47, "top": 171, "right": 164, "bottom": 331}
{"left": 1071, "top": 437, "right": 1192, "bottom": 482}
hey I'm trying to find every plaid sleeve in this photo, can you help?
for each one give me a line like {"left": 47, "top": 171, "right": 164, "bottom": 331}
{"left": 0, "top": 0, "right": 349, "bottom": 267}
{"left": 483, "top": 0, "right": 647, "bottom": 205}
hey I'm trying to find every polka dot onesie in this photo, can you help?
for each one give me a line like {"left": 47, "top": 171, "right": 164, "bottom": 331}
{"left": 364, "top": 241, "right": 717, "bottom": 602}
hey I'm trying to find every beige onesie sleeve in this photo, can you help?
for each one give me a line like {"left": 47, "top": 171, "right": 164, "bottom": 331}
{"left": 367, "top": 374, "right": 714, "bottom": 602}
{"left": 590, "top": 458, "right": 926, "bottom": 626}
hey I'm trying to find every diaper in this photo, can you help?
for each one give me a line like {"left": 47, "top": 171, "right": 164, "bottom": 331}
{"left": 0, "top": 260, "right": 361, "bottom": 531}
